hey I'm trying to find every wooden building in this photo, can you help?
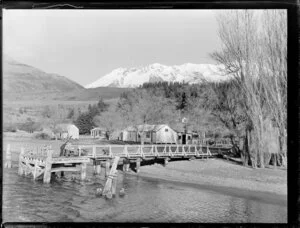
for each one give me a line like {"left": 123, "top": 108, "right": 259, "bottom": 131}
{"left": 121, "top": 124, "right": 178, "bottom": 144}
{"left": 56, "top": 124, "right": 79, "bottom": 140}
{"left": 91, "top": 127, "right": 106, "bottom": 139}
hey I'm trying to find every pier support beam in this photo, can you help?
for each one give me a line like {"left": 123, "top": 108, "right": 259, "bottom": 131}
{"left": 123, "top": 159, "right": 130, "bottom": 172}
{"left": 96, "top": 162, "right": 101, "bottom": 175}
{"left": 94, "top": 160, "right": 101, "bottom": 175}
{"left": 81, "top": 163, "right": 87, "bottom": 181}
{"left": 105, "top": 160, "right": 110, "bottom": 177}
{"left": 163, "top": 158, "right": 169, "bottom": 167}
{"left": 33, "top": 159, "right": 38, "bottom": 180}
{"left": 43, "top": 150, "right": 53, "bottom": 183}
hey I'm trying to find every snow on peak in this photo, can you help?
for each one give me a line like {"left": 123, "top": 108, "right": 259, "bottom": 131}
{"left": 85, "top": 63, "right": 231, "bottom": 88}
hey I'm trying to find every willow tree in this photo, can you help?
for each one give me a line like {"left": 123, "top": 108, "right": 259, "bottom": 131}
{"left": 211, "top": 10, "right": 287, "bottom": 167}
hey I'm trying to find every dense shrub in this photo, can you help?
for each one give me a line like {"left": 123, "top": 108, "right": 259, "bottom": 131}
{"left": 3, "top": 124, "right": 18, "bottom": 132}
{"left": 34, "top": 132, "right": 52, "bottom": 140}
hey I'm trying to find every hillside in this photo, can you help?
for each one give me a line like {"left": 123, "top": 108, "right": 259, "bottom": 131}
{"left": 3, "top": 55, "right": 129, "bottom": 101}
{"left": 3, "top": 55, "right": 83, "bottom": 95}
{"left": 85, "top": 63, "right": 232, "bottom": 88}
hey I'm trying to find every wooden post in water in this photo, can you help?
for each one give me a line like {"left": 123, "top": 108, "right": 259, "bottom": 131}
{"left": 18, "top": 147, "right": 25, "bottom": 175}
{"left": 43, "top": 149, "right": 53, "bottom": 183}
{"left": 206, "top": 146, "right": 209, "bottom": 159}
{"left": 33, "top": 158, "right": 38, "bottom": 180}
{"left": 81, "top": 162, "right": 87, "bottom": 181}
{"left": 96, "top": 160, "right": 101, "bottom": 175}
{"left": 105, "top": 160, "right": 110, "bottom": 177}
{"left": 136, "top": 158, "right": 141, "bottom": 173}
{"left": 5, "top": 144, "right": 12, "bottom": 168}
{"left": 163, "top": 158, "right": 169, "bottom": 167}
{"left": 123, "top": 159, "right": 130, "bottom": 172}
{"left": 103, "top": 156, "right": 120, "bottom": 198}
{"left": 112, "top": 171, "right": 118, "bottom": 196}
{"left": 122, "top": 159, "right": 127, "bottom": 172}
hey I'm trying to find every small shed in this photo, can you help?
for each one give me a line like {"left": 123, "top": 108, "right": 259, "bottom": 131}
{"left": 91, "top": 127, "right": 106, "bottom": 139}
{"left": 122, "top": 124, "right": 178, "bottom": 144}
{"left": 174, "top": 125, "right": 201, "bottom": 145}
{"left": 56, "top": 124, "right": 79, "bottom": 140}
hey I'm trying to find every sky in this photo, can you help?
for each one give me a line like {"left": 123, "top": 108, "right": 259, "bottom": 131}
{"left": 3, "top": 10, "right": 221, "bottom": 86}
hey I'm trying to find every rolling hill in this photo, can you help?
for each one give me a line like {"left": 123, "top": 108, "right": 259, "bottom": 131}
{"left": 3, "top": 55, "right": 129, "bottom": 101}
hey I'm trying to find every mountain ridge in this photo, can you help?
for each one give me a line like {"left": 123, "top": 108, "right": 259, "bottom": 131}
{"left": 85, "top": 63, "right": 231, "bottom": 88}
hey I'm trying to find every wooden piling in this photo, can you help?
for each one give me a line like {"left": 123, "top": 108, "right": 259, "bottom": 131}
{"left": 33, "top": 158, "right": 38, "bottom": 180}
{"left": 43, "top": 149, "right": 53, "bottom": 183}
{"left": 163, "top": 158, "right": 169, "bottom": 166}
{"left": 103, "top": 156, "right": 120, "bottom": 198}
{"left": 81, "top": 163, "right": 87, "bottom": 180}
{"left": 18, "top": 147, "right": 25, "bottom": 175}
{"left": 5, "top": 144, "right": 12, "bottom": 168}
{"left": 136, "top": 158, "right": 141, "bottom": 173}
{"left": 112, "top": 171, "right": 118, "bottom": 196}
{"left": 105, "top": 160, "right": 110, "bottom": 177}
{"left": 96, "top": 162, "right": 101, "bottom": 175}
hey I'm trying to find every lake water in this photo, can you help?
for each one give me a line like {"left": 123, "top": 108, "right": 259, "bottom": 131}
{"left": 3, "top": 163, "right": 287, "bottom": 223}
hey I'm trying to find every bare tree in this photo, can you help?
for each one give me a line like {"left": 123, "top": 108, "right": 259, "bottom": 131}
{"left": 211, "top": 10, "right": 287, "bottom": 168}
{"left": 93, "top": 107, "right": 125, "bottom": 140}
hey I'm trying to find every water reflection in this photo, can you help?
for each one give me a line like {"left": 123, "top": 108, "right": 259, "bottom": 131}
{"left": 3, "top": 166, "right": 287, "bottom": 223}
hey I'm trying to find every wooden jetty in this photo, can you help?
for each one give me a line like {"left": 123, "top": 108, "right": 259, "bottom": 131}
{"left": 18, "top": 145, "right": 89, "bottom": 183}
{"left": 14, "top": 143, "right": 232, "bottom": 186}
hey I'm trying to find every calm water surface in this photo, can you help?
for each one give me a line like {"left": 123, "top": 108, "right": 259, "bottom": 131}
{"left": 3, "top": 163, "right": 287, "bottom": 223}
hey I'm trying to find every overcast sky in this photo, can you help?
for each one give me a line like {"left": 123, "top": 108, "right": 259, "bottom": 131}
{"left": 3, "top": 10, "right": 221, "bottom": 86}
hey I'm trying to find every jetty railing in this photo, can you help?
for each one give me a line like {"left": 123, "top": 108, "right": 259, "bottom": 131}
{"left": 68, "top": 144, "right": 217, "bottom": 160}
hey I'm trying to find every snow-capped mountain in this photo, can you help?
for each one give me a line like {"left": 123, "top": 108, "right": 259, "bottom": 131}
{"left": 85, "top": 63, "right": 231, "bottom": 88}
